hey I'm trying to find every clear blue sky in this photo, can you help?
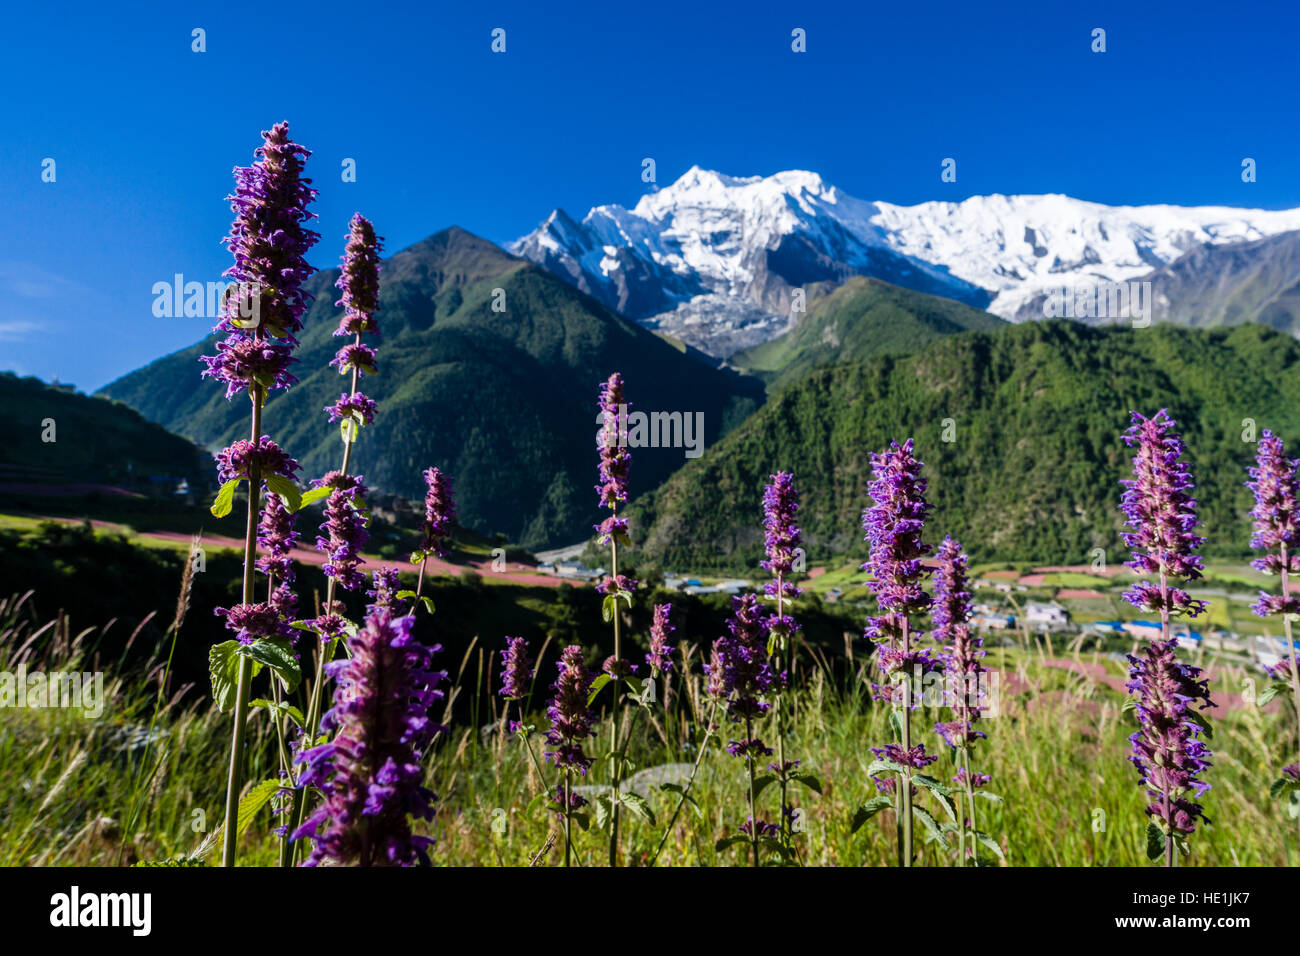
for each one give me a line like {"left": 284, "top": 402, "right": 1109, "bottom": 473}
{"left": 4, "top": 0, "right": 1299, "bottom": 390}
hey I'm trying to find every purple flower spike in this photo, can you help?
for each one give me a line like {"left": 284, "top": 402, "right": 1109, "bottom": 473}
{"left": 499, "top": 636, "right": 534, "bottom": 701}
{"left": 366, "top": 567, "right": 406, "bottom": 616}
{"left": 862, "top": 439, "right": 933, "bottom": 648}
{"left": 1119, "top": 410, "right": 1207, "bottom": 617}
{"left": 870, "top": 743, "right": 938, "bottom": 770}
{"left": 335, "top": 213, "right": 384, "bottom": 336}
{"left": 293, "top": 607, "right": 446, "bottom": 866}
{"left": 213, "top": 601, "right": 295, "bottom": 645}
{"left": 646, "top": 603, "right": 675, "bottom": 675}
{"left": 215, "top": 436, "right": 300, "bottom": 484}
{"left": 325, "top": 391, "right": 379, "bottom": 426}
{"left": 544, "top": 646, "right": 597, "bottom": 774}
{"left": 1247, "top": 430, "right": 1300, "bottom": 591}
{"left": 1126, "top": 639, "right": 1214, "bottom": 838}
{"left": 762, "top": 471, "right": 803, "bottom": 600}
{"left": 596, "top": 373, "right": 631, "bottom": 509}
{"left": 208, "top": 122, "right": 319, "bottom": 351}
{"left": 419, "top": 467, "right": 456, "bottom": 558}
{"left": 933, "top": 536, "right": 984, "bottom": 747}
{"left": 315, "top": 474, "right": 369, "bottom": 592}
{"left": 709, "top": 593, "right": 776, "bottom": 730}
{"left": 256, "top": 486, "right": 299, "bottom": 583}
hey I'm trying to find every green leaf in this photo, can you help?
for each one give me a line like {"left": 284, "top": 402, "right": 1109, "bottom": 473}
{"left": 850, "top": 795, "right": 893, "bottom": 833}
{"left": 396, "top": 590, "right": 436, "bottom": 615}
{"left": 587, "top": 673, "right": 612, "bottom": 706}
{"left": 570, "top": 810, "right": 590, "bottom": 832}
{"left": 264, "top": 473, "right": 302, "bottom": 513}
{"left": 912, "top": 774, "right": 957, "bottom": 823}
{"left": 524, "top": 791, "right": 550, "bottom": 819}
{"left": 208, "top": 640, "right": 259, "bottom": 712}
{"left": 714, "top": 835, "right": 748, "bottom": 852}
{"left": 790, "top": 772, "right": 822, "bottom": 794}
{"left": 972, "top": 790, "right": 1003, "bottom": 803}
{"left": 1270, "top": 776, "right": 1300, "bottom": 799}
{"left": 1187, "top": 708, "right": 1213, "bottom": 740}
{"left": 1258, "top": 681, "right": 1291, "bottom": 706}
{"left": 241, "top": 638, "right": 301, "bottom": 693}
{"left": 1146, "top": 822, "right": 1166, "bottom": 861}
{"left": 601, "top": 594, "right": 617, "bottom": 623}
{"left": 210, "top": 478, "right": 241, "bottom": 518}
{"left": 911, "top": 804, "right": 947, "bottom": 846}
{"left": 752, "top": 774, "right": 778, "bottom": 799}
{"left": 592, "top": 793, "right": 612, "bottom": 832}
{"left": 299, "top": 486, "right": 331, "bottom": 509}
{"left": 620, "top": 791, "right": 656, "bottom": 825}
{"left": 409, "top": 549, "right": 426, "bottom": 565}
{"left": 249, "top": 698, "right": 304, "bottom": 727}
{"left": 974, "top": 829, "right": 1005, "bottom": 862}
{"left": 865, "top": 759, "right": 906, "bottom": 778}
{"left": 660, "top": 782, "right": 703, "bottom": 818}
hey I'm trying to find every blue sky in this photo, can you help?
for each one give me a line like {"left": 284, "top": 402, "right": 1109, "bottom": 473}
{"left": 4, "top": 0, "right": 1300, "bottom": 390}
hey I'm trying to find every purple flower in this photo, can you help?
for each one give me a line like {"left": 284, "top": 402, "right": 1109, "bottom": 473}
{"left": 215, "top": 436, "right": 300, "bottom": 484}
{"left": 200, "top": 335, "right": 298, "bottom": 399}
{"left": 710, "top": 593, "right": 776, "bottom": 726}
{"left": 311, "top": 601, "right": 350, "bottom": 644}
{"left": 761, "top": 471, "right": 803, "bottom": 600}
{"left": 870, "top": 743, "right": 938, "bottom": 770}
{"left": 726, "top": 738, "right": 773, "bottom": 759}
{"left": 419, "top": 467, "right": 456, "bottom": 558}
{"left": 596, "top": 373, "right": 631, "bottom": 509}
{"left": 646, "top": 603, "right": 675, "bottom": 675}
{"left": 872, "top": 775, "right": 897, "bottom": 795}
{"left": 739, "top": 817, "right": 779, "bottom": 839}
{"left": 256, "top": 486, "right": 299, "bottom": 582}
{"left": 543, "top": 646, "right": 596, "bottom": 774}
{"left": 933, "top": 536, "right": 984, "bottom": 747}
{"left": 499, "top": 636, "right": 534, "bottom": 701}
{"left": 214, "top": 601, "right": 294, "bottom": 645}
{"left": 366, "top": 567, "right": 406, "bottom": 616}
{"left": 596, "top": 573, "right": 638, "bottom": 597}
{"left": 549, "top": 784, "right": 588, "bottom": 816}
{"left": 1283, "top": 764, "right": 1300, "bottom": 783}
{"left": 216, "top": 123, "right": 319, "bottom": 342}
{"left": 330, "top": 342, "right": 378, "bottom": 376}
{"left": 953, "top": 768, "right": 991, "bottom": 789}
{"left": 1267, "top": 659, "right": 1296, "bottom": 683}
{"left": 1248, "top": 430, "right": 1300, "bottom": 556}
{"left": 602, "top": 655, "right": 637, "bottom": 679}
{"left": 315, "top": 474, "right": 369, "bottom": 591}
{"left": 596, "top": 515, "right": 629, "bottom": 546}
{"left": 293, "top": 607, "right": 446, "bottom": 866}
{"left": 704, "top": 638, "right": 728, "bottom": 700}
{"left": 1119, "top": 410, "right": 1207, "bottom": 616}
{"left": 325, "top": 391, "right": 379, "bottom": 427}
{"left": 1125, "top": 638, "right": 1213, "bottom": 838}
{"left": 334, "top": 213, "right": 383, "bottom": 335}
{"left": 862, "top": 439, "right": 933, "bottom": 648}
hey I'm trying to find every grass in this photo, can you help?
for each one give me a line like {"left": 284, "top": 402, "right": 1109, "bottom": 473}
{"left": 3, "top": 587, "right": 1296, "bottom": 867}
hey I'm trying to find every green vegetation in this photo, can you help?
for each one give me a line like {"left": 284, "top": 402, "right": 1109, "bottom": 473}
{"left": 97, "top": 228, "right": 763, "bottom": 548}
{"left": 730, "top": 275, "right": 1005, "bottom": 393}
{"left": 633, "top": 320, "right": 1300, "bottom": 571}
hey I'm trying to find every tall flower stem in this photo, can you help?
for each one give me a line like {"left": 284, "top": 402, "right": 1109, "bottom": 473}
{"left": 608, "top": 523, "right": 623, "bottom": 867}
{"left": 900, "top": 618, "right": 913, "bottom": 868}
{"left": 1282, "top": 546, "right": 1300, "bottom": 765}
{"left": 1159, "top": 568, "right": 1174, "bottom": 868}
{"left": 221, "top": 386, "right": 263, "bottom": 867}
{"left": 415, "top": 554, "right": 430, "bottom": 599}
{"left": 649, "top": 699, "right": 717, "bottom": 867}
{"left": 959, "top": 745, "right": 975, "bottom": 866}
{"left": 285, "top": 339, "right": 362, "bottom": 866}
{"left": 775, "top": 578, "right": 788, "bottom": 847}
{"left": 745, "top": 714, "right": 759, "bottom": 867}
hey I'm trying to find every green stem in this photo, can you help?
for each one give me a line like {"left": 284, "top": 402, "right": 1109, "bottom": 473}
{"left": 901, "top": 616, "right": 913, "bottom": 868}
{"left": 284, "top": 346, "right": 362, "bottom": 866}
{"left": 649, "top": 699, "right": 717, "bottom": 867}
{"left": 1159, "top": 568, "right": 1174, "bottom": 868}
{"left": 1278, "top": 545, "right": 1299, "bottom": 854}
{"left": 745, "top": 714, "right": 759, "bottom": 867}
{"left": 221, "top": 385, "right": 263, "bottom": 868}
{"left": 608, "top": 517, "right": 623, "bottom": 867}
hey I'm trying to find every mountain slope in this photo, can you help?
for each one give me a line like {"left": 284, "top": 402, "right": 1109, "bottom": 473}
{"left": 513, "top": 167, "right": 1300, "bottom": 355}
{"left": 98, "top": 228, "right": 763, "bottom": 548}
{"left": 2, "top": 372, "right": 207, "bottom": 491}
{"left": 629, "top": 320, "right": 1300, "bottom": 571}
{"left": 728, "top": 276, "right": 1006, "bottom": 393}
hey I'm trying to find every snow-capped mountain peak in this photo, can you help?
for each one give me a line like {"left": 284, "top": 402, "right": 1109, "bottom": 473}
{"left": 510, "top": 167, "right": 1300, "bottom": 356}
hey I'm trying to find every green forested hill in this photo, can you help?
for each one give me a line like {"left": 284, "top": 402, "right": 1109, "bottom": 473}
{"left": 97, "top": 228, "right": 763, "bottom": 547}
{"left": 2, "top": 372, "right": 206, "bottom": 489}
{"left": 729, "top": 275, "right": 1006, "bottom": 392}
{"left": 630, "top": 320, "right": 1300, "bottom": 571}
